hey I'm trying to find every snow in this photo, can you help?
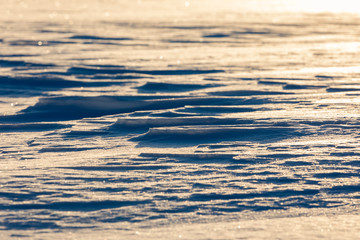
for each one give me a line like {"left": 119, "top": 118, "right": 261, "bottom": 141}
{"left": 1, "top": 0, "right": 360, "bottom": 239}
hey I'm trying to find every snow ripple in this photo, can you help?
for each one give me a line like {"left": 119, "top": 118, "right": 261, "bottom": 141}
{"left": 1, "top": 4, "right": 360, "bottom": 238}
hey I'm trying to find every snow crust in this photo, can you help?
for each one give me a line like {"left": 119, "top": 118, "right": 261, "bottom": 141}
{"left": 1, "top": 0, "right": 360, "bottom": 239}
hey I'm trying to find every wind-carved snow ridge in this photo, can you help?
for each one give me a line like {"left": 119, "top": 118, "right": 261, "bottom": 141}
{"left": 131, "top": 126, "right": 305, "bottom": 146}
{"left": 113, "top": 117, "right": 253, "bottom": 130}
{"left": 3, "top": 2, "right": 360, "bottom": 239}
{"left": 137, "top": 82, "right": 222, "bottom": 93}
{"left": 1, "top": 95, "right": 289, "bottom": 122}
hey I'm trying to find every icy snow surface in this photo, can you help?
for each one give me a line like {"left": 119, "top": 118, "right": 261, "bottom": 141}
{"left": 2, "top": 0, "right": 360, "bottom": 239}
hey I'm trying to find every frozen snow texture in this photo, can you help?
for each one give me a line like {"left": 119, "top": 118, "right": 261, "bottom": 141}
{"left": 2, "top": 0, "right": 360, "bottom": 239}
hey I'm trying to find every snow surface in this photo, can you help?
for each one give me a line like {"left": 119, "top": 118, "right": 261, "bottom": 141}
{"left": 1, "top": 0, "right": 360, "bottom": 239}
